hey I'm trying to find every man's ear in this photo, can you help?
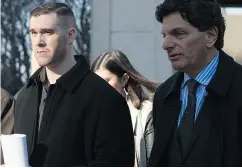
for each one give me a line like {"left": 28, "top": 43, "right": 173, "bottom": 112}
{"left": 67, "top": 28, "right": 77, "bottom": 44}
{"left": 206, "top": 26, "right": 218, "bottom": 48}
{"left": 121, "top": 73, "right": 129, "bottom": 87}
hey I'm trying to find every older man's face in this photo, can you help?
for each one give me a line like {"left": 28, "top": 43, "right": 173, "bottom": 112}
{"left": 161, "top": 12, "right": 208, "bottom": 74}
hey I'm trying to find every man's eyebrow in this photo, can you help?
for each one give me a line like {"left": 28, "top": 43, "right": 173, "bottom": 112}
{"left": 170, "top": 27, "right": 186, "bottom": 32}
{"left": 29, "top": 28, "right": 55, "bottom": 32}
{"left": 29, "top": 28, "right": 35, "bottom": 32}
{"left": 40, "top": 28, "right": 55, "bottom": 32}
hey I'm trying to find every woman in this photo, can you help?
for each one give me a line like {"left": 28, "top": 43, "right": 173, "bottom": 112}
{"left": 91, "top": 50, "right": 158, "bottom": 166}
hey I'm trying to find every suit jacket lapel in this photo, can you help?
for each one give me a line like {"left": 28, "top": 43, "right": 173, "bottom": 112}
{"left": 150, "top": 93, "right": 181, "bottom": 165}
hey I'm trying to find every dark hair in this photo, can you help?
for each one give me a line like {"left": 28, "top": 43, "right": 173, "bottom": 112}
{"left": 30, "top": 2, "right": 76, "bottom": 27}
{"left": 155, "top": 0, "right": 226, "bottom": 50}
{"left": 91, "top": 50, "right": 159, "bottom": 109}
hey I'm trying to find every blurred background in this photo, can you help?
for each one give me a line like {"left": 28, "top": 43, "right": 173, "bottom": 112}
{"left": 1, "top": 0, "right": 242, "bottom": 95}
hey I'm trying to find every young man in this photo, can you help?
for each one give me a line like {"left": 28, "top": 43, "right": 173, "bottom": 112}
{"left": 149, "top": 0, "right": 242, "bottom": 166}
{"left": 14, "top": 2, "right": 134, "bottom": 166}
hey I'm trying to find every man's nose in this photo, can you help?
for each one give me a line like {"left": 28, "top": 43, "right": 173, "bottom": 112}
{"left": 162, "top": 36, "right": 175, "bottom": 51}
{"left": 36, "top": 34, "right": 46, "bottom": 46}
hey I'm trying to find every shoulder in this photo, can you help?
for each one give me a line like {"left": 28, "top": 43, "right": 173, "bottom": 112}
{"left": 1, "top": 88, "right": 14, "bottom": 103}
{"left": 231, "top": 62, "right": 242, "bottom": 102}
{"left": 1, "top": 88, "right": 15, "bottom": 114}
{"left": 154, "top": 72, "right": 180, "bottom": 99}
{"left": 14, "top": 86, "right": 28, "bottom": 115}
{"left": 233, "top": 61, "right": 242, "bottom": 77}
{"left": 83, "top": 72, "right": 131, "bottom": 126}
{"left": 233, "top": 61, "right": 242, "bottom": 87}
{"left": 15, "top": 86, "right": 27, "bottom": 101}
{"left": 222, "top": 51, "right": 242, "bottom": 92}
{"left": 219, "top": 50, "right": 242, "bottom": 81}
{"left": 14, "top": 87, "right": 25, "bottom": 100}
{"left": 83, "top": 71, "right": 127, "bottom": 103}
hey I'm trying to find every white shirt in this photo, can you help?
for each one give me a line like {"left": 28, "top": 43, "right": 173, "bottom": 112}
{"left": 128, "top": 100, "right": 152, "bottom": 167}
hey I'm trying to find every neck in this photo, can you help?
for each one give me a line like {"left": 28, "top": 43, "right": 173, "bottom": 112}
{"left": 187, "top": 49, "right": 218, "bottom": 78}
{"left": 46, "top": 52, "right": 76, "bottom": 84}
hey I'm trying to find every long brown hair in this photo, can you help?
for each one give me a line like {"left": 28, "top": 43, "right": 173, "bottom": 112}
{"left": 91, "top": 50, "right": 159, "bottom": 109}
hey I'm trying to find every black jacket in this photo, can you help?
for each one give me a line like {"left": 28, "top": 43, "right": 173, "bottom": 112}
{"left": 14, "top": 56, "right": 135, "bottom": 167}
{"left": 148, "top": 51, "right": 242, "bottom": 166}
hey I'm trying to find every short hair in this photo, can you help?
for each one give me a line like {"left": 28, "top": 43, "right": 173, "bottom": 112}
{"left": 30, "top": 2, "right": 76, "bottom": 28}
{"left": 155, "top": 0, "right": 226, "bottom": 50}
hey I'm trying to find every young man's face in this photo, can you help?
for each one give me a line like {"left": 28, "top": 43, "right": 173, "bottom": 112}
{"left": 30, "top": 13, "right": 68, "bottom": 67}
{"left": 161, "top": 12, "right": 208, "bottom": 73}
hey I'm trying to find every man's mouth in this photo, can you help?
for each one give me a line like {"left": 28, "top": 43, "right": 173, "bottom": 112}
{"left": 37, "top": 51, "right": 47, "bottom": 53}
{"left": 169, "top": 54, "right": 182, "bottom": 61}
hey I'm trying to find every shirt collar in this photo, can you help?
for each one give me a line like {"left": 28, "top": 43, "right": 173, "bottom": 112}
{"left": 39, "top": 68, "right": 49, "bottom": 85}
{"left": 27, "top": 55, "right": 90, "bottom": 91}
{"left": 181, "top": 51, "right": 220, "bottom": 88}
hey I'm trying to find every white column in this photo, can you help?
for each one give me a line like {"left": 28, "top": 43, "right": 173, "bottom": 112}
{"left": 90, "top": 0, "right": 111, "bottom": 63}
{"left": 90, "top": 0, "right": 173, "bottom": 83}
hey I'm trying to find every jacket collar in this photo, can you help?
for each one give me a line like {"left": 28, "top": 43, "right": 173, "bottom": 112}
{"left": 162, "top": 50, "right": 235, "bottom": 99}
{"left": 27, "top": 55, "right": 90, "bottom": 91}
{"left": 162, "top": 72, "right": 183, "bottom": 99}
{"left": 206, "top": 50, "right": 235, "bottom": 97}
